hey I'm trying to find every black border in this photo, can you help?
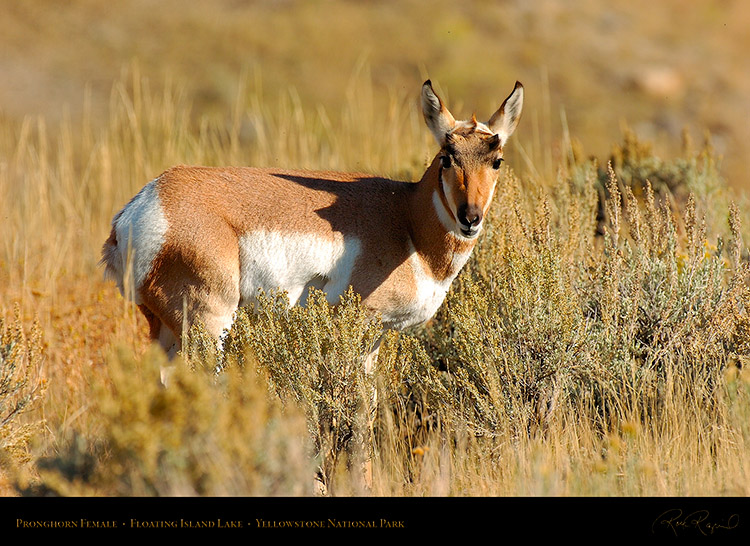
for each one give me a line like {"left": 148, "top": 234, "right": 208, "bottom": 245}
{"left": 2, "top": 496, "right": 749, "bottom": 538}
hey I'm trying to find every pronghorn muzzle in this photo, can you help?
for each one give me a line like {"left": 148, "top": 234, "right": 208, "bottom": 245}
{"left": 457, "top": 203, "right": 483, "bottom": 237}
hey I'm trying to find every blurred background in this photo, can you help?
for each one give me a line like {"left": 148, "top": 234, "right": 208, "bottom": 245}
{"left": 1, "top": 0, "right": 748, "bottom": 189}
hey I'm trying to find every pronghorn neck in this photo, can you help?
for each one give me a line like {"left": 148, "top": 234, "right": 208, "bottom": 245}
{"left": 407, "top": 154, "right": 477, "bottom": 281}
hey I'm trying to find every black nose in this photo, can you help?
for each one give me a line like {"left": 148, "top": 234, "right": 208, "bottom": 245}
{"left": 458, "top": 204, "right": 482, "bottom": 227}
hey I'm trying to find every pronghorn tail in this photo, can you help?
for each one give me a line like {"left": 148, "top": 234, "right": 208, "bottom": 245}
{"left": 100, "top": 212, "right": 125, "bottom": 291}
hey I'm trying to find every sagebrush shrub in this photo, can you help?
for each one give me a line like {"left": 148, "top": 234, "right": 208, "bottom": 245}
{"left": 25, "top": 345, "right": 312, "bottom": 496}
{"left": 215, "top": 287, "right": 382, "bottom": 493}
{"left": 0, "top": 306, "right": 45, "bottom": 473}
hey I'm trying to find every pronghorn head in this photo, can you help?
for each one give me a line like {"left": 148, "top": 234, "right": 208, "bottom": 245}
{"left": 421, "top": 80, "right": 523, "bottom": 239}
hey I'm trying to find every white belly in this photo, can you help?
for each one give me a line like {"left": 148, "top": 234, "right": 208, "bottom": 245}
{"left": 238, "top": 230, "right": 361, "bottom": 306}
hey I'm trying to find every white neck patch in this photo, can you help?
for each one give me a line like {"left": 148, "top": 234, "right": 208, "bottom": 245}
{"left": 432, "top": 187, "right": 459, "bottom": 238}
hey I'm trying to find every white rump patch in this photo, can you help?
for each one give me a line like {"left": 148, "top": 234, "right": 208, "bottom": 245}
{"left": 238, "top": 231, "right": 361, "bottom": 307}
{"left": 112, "top": 179, "right": 169, "bottom": 303}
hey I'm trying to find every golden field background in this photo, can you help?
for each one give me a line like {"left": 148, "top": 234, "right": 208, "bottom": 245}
{"left": 3, "top": 0, "right": 750, "bottom": 187}
{"left": 1, "top": 0, "right": 750, "bottom": 498}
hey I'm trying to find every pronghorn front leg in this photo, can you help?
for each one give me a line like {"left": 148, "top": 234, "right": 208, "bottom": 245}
{"left": 313, "top": 336, "right": 381, "bottom": 496}
{"left": 361, "top": 335, "right": 383, "bottom": 491}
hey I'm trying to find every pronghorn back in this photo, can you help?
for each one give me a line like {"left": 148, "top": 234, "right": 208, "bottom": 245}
{"left": 102, "top": 80, "right": 523, "bottom": 356}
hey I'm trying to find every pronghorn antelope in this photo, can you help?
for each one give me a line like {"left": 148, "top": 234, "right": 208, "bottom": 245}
{"left": 101, "top": 80, "right": 523, "bottom": 361}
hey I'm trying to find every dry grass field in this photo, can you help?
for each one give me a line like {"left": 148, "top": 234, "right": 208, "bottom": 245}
{"left": 2, "top": 0, "right": 750, "bottom": 505}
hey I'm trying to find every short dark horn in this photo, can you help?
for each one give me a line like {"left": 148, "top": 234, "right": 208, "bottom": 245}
{"left": 488, "top": 133, "right": 501, "bottom": 150}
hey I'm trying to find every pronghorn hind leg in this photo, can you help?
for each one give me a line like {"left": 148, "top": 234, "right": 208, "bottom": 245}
{"left": 138, "top": 304, "right": 162, "bottom": 342}
{"left": 138, "top": 303, "right": 179, "bottom": 357}
{"left": 158, "top": 325, "right": 180, "bottom": 387}
{"left": 137, "top": 304, "right": 180, "bottom": 386}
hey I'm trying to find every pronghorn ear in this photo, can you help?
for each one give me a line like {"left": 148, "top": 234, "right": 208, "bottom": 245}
{"left": 421, "top": 80, "right": 456, "bottom": 146}
{"left": 487, "top": 81, "right": 524, "bottom": 146}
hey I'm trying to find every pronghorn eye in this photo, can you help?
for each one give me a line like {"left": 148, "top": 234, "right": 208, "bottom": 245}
{"left": 440, "top": 155, "right": 452, "bottom": 169}
{"left": 492, "top": 158, "right": 504, "bottom": 170}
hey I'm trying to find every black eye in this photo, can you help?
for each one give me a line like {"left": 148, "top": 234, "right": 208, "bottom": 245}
{"left": 440, "top": 155, "right": 452, "bottom": 169}
{"left": 492, "top": 158, "right": 504, "bottom": 170}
